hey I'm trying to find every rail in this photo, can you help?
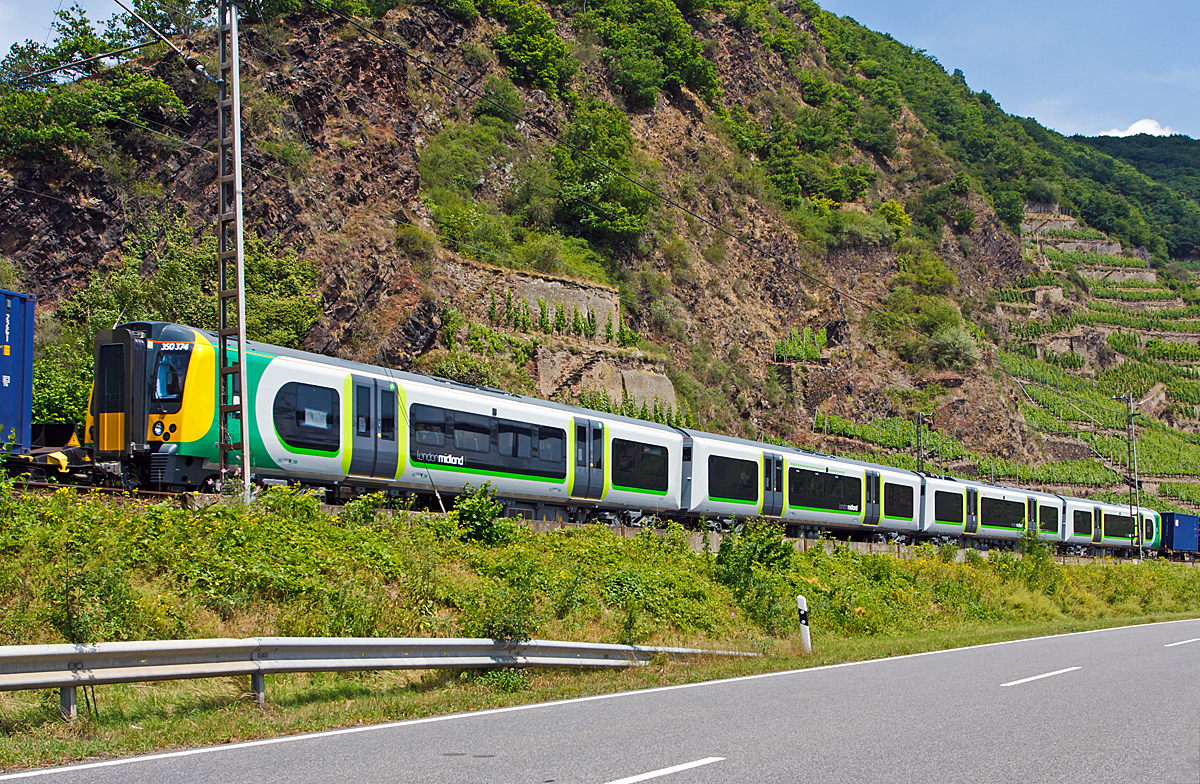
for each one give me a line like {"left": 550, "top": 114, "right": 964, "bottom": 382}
{"left": 0, "top": 637, "right": 756, "bottom": 719}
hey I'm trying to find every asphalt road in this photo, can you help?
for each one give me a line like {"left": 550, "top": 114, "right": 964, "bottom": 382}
{"left": 5, "top": 619, "right": 1199, "bottom": 784}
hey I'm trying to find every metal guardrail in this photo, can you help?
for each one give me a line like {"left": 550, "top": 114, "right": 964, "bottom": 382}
{"left": 0, "top": 637, "right": 755, "bottom": 719}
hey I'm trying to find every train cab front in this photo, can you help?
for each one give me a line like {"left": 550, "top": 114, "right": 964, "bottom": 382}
{"left": 87, "top": 322, "right": 216, "bottom": 490}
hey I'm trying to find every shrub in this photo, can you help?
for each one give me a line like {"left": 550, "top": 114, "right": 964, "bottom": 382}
{"left": 487, "top": 0, "right": 577, "bottom": 94}
{"left": 582, "top": 0, "right": 721, "bottom": 108}
{"left": 715, "top": 517, "right": 794, "bottom": 592}
{"left": 554, "top": 100, "right": 655, "bottom": 244}
{"left": 0, "top": 71, "right": 184, "bottom": 162}
{"left": 455, "top": 483, "right": 517, "bottom": 545}
{"left": 894, "top": 250, "right": 957, "bottom": 295}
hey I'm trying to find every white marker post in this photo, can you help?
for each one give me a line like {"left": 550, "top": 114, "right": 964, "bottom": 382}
{"left": 796, "top": 595, "right": 811, "bottom": 654}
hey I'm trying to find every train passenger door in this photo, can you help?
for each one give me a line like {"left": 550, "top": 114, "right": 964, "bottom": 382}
{"left": 1027, "top": 499, "right": 1037, "bottom": 533}
{"left": 349, "top": 375, "right": 377, "bottom": 477}
{"left": 964, "top": 487, "right": 979, "bottom": 534}
{"left": 762, "top": 453, "right": 784, "bottom": 517}
{"left": 864, "top": 471, "right": 881, "bottom": 525}
{"left": 1092, "top": 506, "right": 1104, "bottom": 544}
{"left": 350, "top": 377, "right": 400, "bottom": 480}
{"left": 571, "top": 418, "right": 604, "bottom": 500}
{"left": 680, "top": 438, "right": 694, "bottom": 508}
{"left": 375, "top": 382, "right": 399, "bottom": 480}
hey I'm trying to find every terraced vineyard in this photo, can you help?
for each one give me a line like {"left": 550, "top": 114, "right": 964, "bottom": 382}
{"left": 993, "top": 225, "right": 1200, "bottom": 489}
{"left": 811, "top": 212, "right": 1200, "bottom": 512}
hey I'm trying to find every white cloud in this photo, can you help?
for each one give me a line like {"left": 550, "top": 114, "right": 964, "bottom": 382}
{"left": 1099, "top": 118, "right": 1176, "bottom": 137}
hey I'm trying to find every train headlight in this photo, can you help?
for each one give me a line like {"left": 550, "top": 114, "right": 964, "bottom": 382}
{"left": 152, "top": 421, "right": 164, "bottom": 437}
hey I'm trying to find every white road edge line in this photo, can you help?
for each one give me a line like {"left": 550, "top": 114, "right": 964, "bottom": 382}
{"left": 602, "top": 757, "right": 724, "bottom": 784}
{"left": 1001, "top": 666, "right": 1081, "bottom": 687}
{"left": 3, "top": 617, "right": 1197, "bottom": 781}
{"left": 1164, "top": 638, "right": 1200, "bottom": 647}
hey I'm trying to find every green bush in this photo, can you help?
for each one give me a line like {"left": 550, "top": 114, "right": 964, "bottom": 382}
{"left": 894, "top": 249, "right": 957, "bottom": 295}
{"left": 554, "top": 99, "right": 655, "bottom": 244}
{"left": 581, "top": 0, "right": 721, "bottom": 108}
{"left": 486, "top": 0, "right": 577, "bottom": 94}
{"left": 0, "top": 71, "right": 184, "bottom": 162}
{"left": 455, "top": 483, "right": 516, "bottom": 545}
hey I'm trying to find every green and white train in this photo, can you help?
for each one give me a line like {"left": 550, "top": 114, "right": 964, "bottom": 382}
{"left": 86, "top": 321, "right": 1161, "bottom": 552}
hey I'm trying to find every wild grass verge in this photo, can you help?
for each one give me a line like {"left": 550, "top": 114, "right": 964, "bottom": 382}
{"left": 2, "top": 483, "right": 1199, "bottom": 769}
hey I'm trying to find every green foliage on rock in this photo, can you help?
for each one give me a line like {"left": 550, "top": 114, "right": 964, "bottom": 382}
{"left": 484, "top": 0, "right": 576, "bottom": 94}
{"left": 578, "top": 0, "right": 721, "bottom": 108}
{"left": 0, "top": 6, "right": 187, "bottom": 162}
{"left": 420, "top": 85, "right": 612, "bottom": 280}
{"left": 554, "top": 99, "right": 655, "bottom": 244}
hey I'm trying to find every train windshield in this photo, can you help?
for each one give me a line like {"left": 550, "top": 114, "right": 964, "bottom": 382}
{"left": 152, "top": 348, "right": 191, "bottom": 411}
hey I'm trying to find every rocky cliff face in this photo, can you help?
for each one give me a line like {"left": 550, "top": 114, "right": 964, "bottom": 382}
{"left": 1, "top": 3, "right": 1039, "bottom": 463}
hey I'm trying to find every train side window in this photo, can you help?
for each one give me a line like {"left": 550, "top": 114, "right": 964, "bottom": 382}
{"left": 884, "top": 483, "right": 914, "bottom": 520}
{"left": 789, "top": 468, "right": 862, "bottom": 512}
{"left": 412, "top": 404, "right": 445, "bottom": 447}
{"left": 380, "top": 390, "right": 396, "bottom": 441}
{"left": 355, "top": 385, "right": 371, "bottom": 436}
{"left": 1039, "top": 506, "right": 1059, "bottom": 533}
{"left": 592, "top": 425, "right": 604, "bottom": 469}
{"left": 576, "top": 424, "right": 588, "bottom": 466}
{"left": 612, "top": 438, "right": 669, "bottom": 493}
{"left": 981, "top": 497, "right": 1025, "bottom": 529}
{"left": 274, "top": 382, "right": 340, "bottom": 453}
{"left": 454, "top": 412, "right": 491, "bottom": 453}
{"left": 934, "top": 491, "right": 964, "bottom": 524}
{"left": 708, "top": 455, "right": 758, "bottom": 503}
{"left": 1103, "top": 513, "right": 1134, "bottom": 539}
{"left": 1073, "top": 510, "right": 1092, "bottom": 536}
{"left": 499, "top": 422, "right": 532, "bottom": 458}
{"left": 539, "top": 427, "right": 565, "bottom": 464}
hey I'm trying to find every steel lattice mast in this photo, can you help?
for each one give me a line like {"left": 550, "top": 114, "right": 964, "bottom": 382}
{"left": 216, "top": 0, "right": 251, "bottom": 502}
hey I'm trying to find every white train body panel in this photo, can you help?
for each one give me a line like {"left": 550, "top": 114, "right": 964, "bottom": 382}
{"left": 869, "top": 464, "right": 923, "bottom": 534}
{"left": 778, "top": 451, "right": 867, "bottom": 528}
{"left": 1026, "top": 489, "right": 1068, "bottom": 544}
{"left": 684, "top": 433, "right": 772, "bottom": 519}
{"left": 401, "top": 379, "right": 575, "bottom": 504}
{"left": 597, "top": 418, "right": 684, "bottom": 514}
{"left": 920, "top": 476, "right": 971, "bottom": 536}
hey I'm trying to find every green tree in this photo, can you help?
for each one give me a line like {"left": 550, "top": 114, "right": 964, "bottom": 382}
{"left": 554, "top": 100, "right": 654, "bottom": 243}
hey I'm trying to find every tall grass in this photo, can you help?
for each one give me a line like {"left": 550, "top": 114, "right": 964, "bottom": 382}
{"left": 3, "top": 484, "right": 1198, "bottom": 650}
{"left": 2, "top": 486, "right": 1200, "bottom": 770}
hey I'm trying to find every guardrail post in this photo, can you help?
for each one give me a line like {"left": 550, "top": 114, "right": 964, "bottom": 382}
{"left": 796, "top": 595, "right": 811, "bottom": 654}
{"left": 251, "top": 672, "right": 265, "bottom": 707}
{"left": 60, "top": 686, "right": 77, "bottom": 721}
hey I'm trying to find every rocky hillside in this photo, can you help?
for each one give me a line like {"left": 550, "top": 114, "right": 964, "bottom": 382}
{"left": 4, "top": 0, "right": 1200, "bottom": 508}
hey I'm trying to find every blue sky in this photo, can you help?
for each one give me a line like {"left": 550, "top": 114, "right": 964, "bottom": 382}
{"left": 819, "top": 0, "right": 1199, "bottom": 139}
{"left": 3, "top": 0, "right": 1197, "bottom": 139}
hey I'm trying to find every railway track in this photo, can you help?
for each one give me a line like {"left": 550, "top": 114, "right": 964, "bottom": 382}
{"left": 7, "top": 479, "right": 183, "bottom": 502}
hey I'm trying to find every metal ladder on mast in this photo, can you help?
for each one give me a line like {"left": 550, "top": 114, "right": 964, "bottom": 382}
{"left": 216, "top": 0, "right": 251, "bottom": 501}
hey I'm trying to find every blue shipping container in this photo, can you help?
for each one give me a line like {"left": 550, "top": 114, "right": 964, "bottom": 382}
{"left": 0, "top": 290, "right": 34, "bottom": 454}
{"left": 1161, "top": 512, "right": 1199, "bottom": 554}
